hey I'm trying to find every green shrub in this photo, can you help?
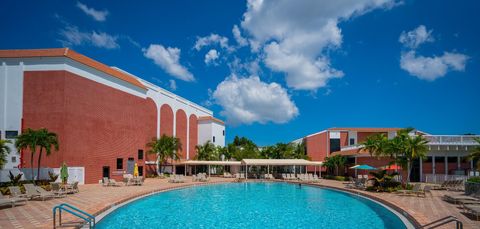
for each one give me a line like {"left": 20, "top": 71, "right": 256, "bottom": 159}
{"left": 467, "top": 177, "right": 480, "bottom": 183}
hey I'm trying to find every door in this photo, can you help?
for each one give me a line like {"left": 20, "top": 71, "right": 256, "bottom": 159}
{"left": 138, "top": 166, "right": 143, "bottom": 176}
{"left": 102, "top": 166, "right": 110, "bottom": 179}
{"left": 127, "top": 158, "right": 135, "bottom": 174}
{"left": 411, "top": 159, "right": 421, "bottom": 182}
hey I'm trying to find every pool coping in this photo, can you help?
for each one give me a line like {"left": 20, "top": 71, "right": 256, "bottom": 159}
{"left": 93, "top": 179, "right": 421, "bottom": 228}
{"left": 281, "top": 181, "right": 419, "bottom": 229}
{"left": 93, "top": 180, "right": 232, "bottom": 224}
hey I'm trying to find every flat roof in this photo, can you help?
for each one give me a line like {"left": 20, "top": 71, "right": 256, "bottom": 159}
{"left": 198, "top": 116, "right": 225, "bottom": 125}
{"left": 181, "top": 160, "right": 241, "bottom": 166}
{"left": 328, "top": 127, "right": 401, "bottom": 132}
{"left": 0, "top": 48, "right": 147, "bottom": 90}
{"left": 241, "top": 159, "right": 323, "bottom": 166}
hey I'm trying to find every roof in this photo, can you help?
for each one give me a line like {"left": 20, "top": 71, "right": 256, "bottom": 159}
{"left": 241, "top": 159, "right": 323, "bottom": 166}
{"left": 181, "top": 160, "right": 241, "bottom": 166}
{"left": 198, "top": 116, "right": 225, "bottom": 125}
{"left": 330, "top": 148, "right": 370, "bottom": 157}
{"left": 328, "top": 127, "right": 401, "bottom": 132}
{"left": 0, "top": 48, "right": 146, "bottom": 90}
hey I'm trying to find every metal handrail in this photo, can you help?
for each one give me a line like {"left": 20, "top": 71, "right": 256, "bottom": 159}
{"left": 417, "top": 216, "right": 463, "bottom": 229}
{"left": 53, "top": 203, "right": 95, "bottom": 228}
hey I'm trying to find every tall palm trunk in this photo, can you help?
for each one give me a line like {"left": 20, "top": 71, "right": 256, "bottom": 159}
{"left": 30, "top": 152, "right": 35, "bottom": 182}
{"left": 37, "top": 148, "right": 43, "bottom": 181}
{"left": 406, "top": 160, "right": 411, "bottom": 185}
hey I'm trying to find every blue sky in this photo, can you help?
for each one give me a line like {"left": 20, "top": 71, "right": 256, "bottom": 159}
{"left": 1, "top": 0, "right": 479, "bottom": 146}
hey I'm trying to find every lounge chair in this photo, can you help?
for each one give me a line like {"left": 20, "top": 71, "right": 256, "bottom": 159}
{"left": 443, "top": 193, "right": 479, "bottom": 204}
{"left": 24, "top": 184, "right": 55, "bottom": 201}
{"left": 108, "top": 179, "right": 121, "bottom": 187}
{"left": 8, "top": 186, "right": 27, "bottom": 198}
{"left": 102, "top": 177, "right": 110, "bottom": 186}
{"left": 50, "top": 183, "right": 67, "bottom": 197}
{"left": 0, "top": 192, "right": 27, "bottom": 207}
{"left": 415, "top": 185, "right": 432, "bottom": 197}
{"left": 395, "top": 183, "right": 422, "bottom": 196}
{"left": 464, "top": 204, "right": 480, "bottom": 220}
{"left": 37, "top": 186, "right": 62, "bottom": 199}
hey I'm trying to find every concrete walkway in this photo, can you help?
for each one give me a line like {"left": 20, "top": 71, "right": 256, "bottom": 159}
{"left": 0, "top": 177, "right": 478, "bottom": 228}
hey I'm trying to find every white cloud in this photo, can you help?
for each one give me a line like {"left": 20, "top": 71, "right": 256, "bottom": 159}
{"left": 194, "top": 34, "right": 233, "bottom": 51}
{"left": 169, "top": 79, "right": 177, "bottom": 91}
{"left": 398, "top": 25, "right": 469, "bottom": 81}
{"left": 264, "top": 42, "right": 343, "bottom": 90}
{"left": 232, "top": 25, "right": 248, "bottom": 47}
{"left": 76, "top": 2, "right": 109, "bottom": 22}
{"left": 59, "top": 26, "right": 119, "bottom": 49}
{"left": 143, "top": 44, "right": 195, "bottom": 81}
{"left": 212, "top": 75, "right": 298, "bottom": 125}
{"left": 204, "top": 49, "right": 219, "bottom": 65}
{"left": 399, "top": 25, "right": 434, "bottom": 49}
{"left": 239, "top": 0, "right": 397, "bottom": 91}
{"left": 400, "top": 51, "right": 468, "bottom": 81}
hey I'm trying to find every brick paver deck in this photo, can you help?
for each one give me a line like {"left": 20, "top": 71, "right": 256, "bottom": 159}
{"left": 0, "top": 178, "right": 479, "bottom": 228}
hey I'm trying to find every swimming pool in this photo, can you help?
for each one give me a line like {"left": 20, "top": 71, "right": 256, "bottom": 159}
{"left": 97, "top": 182, "right": 413, "bottom": 228}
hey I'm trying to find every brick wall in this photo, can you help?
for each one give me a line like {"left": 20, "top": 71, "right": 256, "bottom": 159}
{"left": 23, "top": 70, "right": 157, "bottom": 183}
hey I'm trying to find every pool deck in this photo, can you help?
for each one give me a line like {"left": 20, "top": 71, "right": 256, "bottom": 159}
{"left": 0, "top": 177, "right": 479, "bottom": 228}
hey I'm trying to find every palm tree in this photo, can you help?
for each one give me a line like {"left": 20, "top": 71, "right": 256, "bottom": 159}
{"left": 324, "top": 155, "right": 346, "bottom": 176}
{"left": 467, "top": 138, "right": 480, "bottom": 170}
{"left": 195, "top": 141, "right": 219, "bottom": 161}
{"left": 15, "top": 128, "right": 39, "bottom": 181}
{"left": 403, "top": 134, "right": 428, "bottom": 183}
{"left": 361, "top": 134, "right": 388, "bottom": 157}
{"left": 35, "top": 128, "right": 59, "bottom": 181}
{"left": 0, "top": 139, "right": 12, "bottom": 169}
{"left": 360, "top": 128, "right": 428, "bottom": 184}
{"left": 146, "top": 134, "right": 182, "bottom": 174}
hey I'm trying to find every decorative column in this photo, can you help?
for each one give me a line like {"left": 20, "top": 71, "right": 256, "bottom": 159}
{"left": 444, "top": 155, "right": 448, "bottom": 180}
{"left": 432, "top": 156, "right": 436, "bottom": 183}
{"left": 419, "top": 158, "right": 423, "bottom": 182}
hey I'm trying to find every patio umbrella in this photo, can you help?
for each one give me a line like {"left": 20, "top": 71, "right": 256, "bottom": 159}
{"left": 354, "top": 164, "right": 377, "bottom": 170}
{"left": 349, "top": 165, "right": 360, "bottom": 169}
{"left": 380, "top": 164, "right": 401, "bottom": 170}
{"left": 133, "top": 163, "right": 139, "bottom": 177}
{"left": 60, "top": 162, "right": 68, "bottom": 184}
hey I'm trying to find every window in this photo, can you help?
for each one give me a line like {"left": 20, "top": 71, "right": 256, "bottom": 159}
{"left": 11, "top": 156, "right": 16, "bottom": 163}
{"left": 116, "top": 158, "right": 123, "bottom": 170}
{"left": 349, "top": 138, "right": 355, "bottom": 145}
{"left": 329, "top": 139, "right": 340, "bottom": 153}
{"left": 435, "top": 157, "right": 445, "bottom": 163}
{"left": 425, "top": 156, "right": 433, "bottom": 163}
{"left": 213, "top": 136, "right": 216, "bottom": 143}
{"left": 447, "top": 157, "right": 457, "bottom": 163}
{"left": 5, "top": 131, "right": 18, "bottom": 139}
{"left": 138, "top": 150, "right": 144, "bottom": 160}
{"left": 223, "top": 130, "right": 225, "bottom": 136}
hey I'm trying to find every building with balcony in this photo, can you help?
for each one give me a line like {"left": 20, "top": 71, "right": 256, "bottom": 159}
{"left": 0, "top": 48, "right": 225, "bottom": 184}
{"left": 295, "top": 127, "right": 479, "bottom": 182}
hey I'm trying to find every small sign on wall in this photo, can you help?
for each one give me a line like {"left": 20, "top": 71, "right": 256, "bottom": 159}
{"left": 329, "top": 131, "right": 340, "bottom": 139}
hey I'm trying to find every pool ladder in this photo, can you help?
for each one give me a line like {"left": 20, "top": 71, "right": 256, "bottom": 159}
{"left": 417, "top": 215, "right": 463, "bottom": 229}
{"left": 53, "top": 203, "right": 96, "bottom": 228}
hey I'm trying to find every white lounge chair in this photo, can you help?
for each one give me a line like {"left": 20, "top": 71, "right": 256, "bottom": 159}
{"left": 0, "top": 192, "right": 27, "bottom": 207}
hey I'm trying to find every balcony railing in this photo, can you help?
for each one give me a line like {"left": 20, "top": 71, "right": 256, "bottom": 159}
{"left": 424, "top": 135, "right": 480, "bottom": 145}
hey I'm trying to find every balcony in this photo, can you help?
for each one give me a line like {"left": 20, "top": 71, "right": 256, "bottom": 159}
{"left": 424, "top": 135, "right": 480, "bottom": 145}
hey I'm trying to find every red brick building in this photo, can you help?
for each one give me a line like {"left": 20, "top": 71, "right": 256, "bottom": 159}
{"left": 0, "top": 48, "right": 225, "bottom": 184}
{"left": 296, "top": 127, "right": 479, "bottom": 182}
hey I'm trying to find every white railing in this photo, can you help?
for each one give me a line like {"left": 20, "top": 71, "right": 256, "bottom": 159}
{"left": 424, "top": 135, "right": 480, "bottom": 145}
{"left": 423, "top": 173, "right": 471, "bottom": 184}
{"left": 341, "top": 144, "right": 363, "bottom": 151}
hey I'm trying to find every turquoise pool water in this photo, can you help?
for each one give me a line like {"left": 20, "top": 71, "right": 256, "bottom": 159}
{"left": 97, "top": 182, "right": 409, "bottom": 228}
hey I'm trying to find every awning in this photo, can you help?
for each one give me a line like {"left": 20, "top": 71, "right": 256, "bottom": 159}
{"left": 241, "top": 159, "right": 323, "bottom": 166}
{"left": 180, "top": 160, "right": 242, "bottom": 166}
